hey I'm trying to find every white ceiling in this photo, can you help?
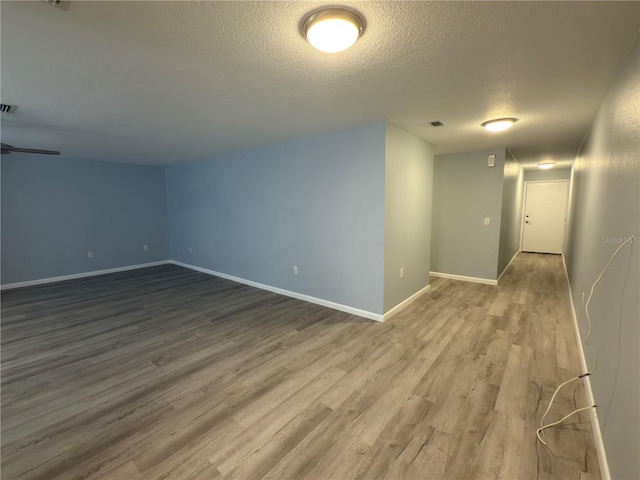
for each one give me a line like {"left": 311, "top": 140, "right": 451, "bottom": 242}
{"left": 1, "top": 1, "right": 638, "bottom": 168}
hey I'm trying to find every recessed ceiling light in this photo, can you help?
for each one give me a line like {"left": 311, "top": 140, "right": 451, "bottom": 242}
{"left": 303, "top": 8, "right": 365, "bottom": 53}
{"left": 481, "top": 118, "right": 518, "bottom": 132}
{"left": 538, "top": 162, "right": 555, "bottom": 169}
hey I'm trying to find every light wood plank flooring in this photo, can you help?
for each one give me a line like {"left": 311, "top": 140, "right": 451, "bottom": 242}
{"left": 1, "top": 253, "right": 600, "bottom": 479}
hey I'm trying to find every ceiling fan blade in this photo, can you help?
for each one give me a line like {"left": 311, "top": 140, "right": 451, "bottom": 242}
{"left": 6, "top": 147, "right": 60, "bottom": 155}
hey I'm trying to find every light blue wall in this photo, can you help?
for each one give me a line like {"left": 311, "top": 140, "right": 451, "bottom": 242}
{"left": 498, "top": 150, "right": 523, "bottom": 276}
{"left": 524, "top": 167, "right": 571, "bottom": 182}
{"left": 383, "top": 124, "right": 433, "bottom": 312}
{"left": 166, "top": 123, "right": 386, "bottom": 314}
{"left": 431, "top": 149, "right": 505, "bottom": 280}
{"left": 1, "top": 155, "right": 170, "bottom": 285}
{"left": 565, "top": 37, "right": 639, "bottom": 480}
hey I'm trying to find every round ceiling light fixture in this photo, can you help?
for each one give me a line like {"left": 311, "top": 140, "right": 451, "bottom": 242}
{"left": 538, "top": 162, "right": 556, "bottom": 169}
{"left": 481, "top": 118, "right": 518, "bottom": 132}
{"left": 303, "top": 8, "right": 365, "bottom": 53}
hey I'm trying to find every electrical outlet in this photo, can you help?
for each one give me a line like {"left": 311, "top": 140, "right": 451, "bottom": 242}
{"left": 484, "top": 217, "right": 491, "bottom": 226}
{"left": 87, "top": 251, "right": 93, "bottom": 258}
{"left": 143, "top": 244, "right": 148, "bottom": 251}
{"left": 400, "top": 268, "right": 404, "bottom": 278}
{"left": 293, "top": 266, "right": 298, "bottom": 275}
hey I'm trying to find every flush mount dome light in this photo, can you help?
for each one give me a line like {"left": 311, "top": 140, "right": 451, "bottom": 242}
{"left": 481, "top": 118, "right": 518, "bottom": 132}
{"left": 538, "top": 162, "right": 556, "bottom": 169}
{"left": 303, "top": 8, "right": 364, "bottom": 53}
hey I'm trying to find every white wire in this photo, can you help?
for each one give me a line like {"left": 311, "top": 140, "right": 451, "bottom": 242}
{"left": 583, "top": 235, "right": 636, "bottom": 373}
{"left": 539, "top": 375, "right": 582, "bottom": 443}
{"left": 537, "top": 405, "right": 596, "bottom": 446}
{"left": 536, "top": 234, "right": 636, "bottom": 447}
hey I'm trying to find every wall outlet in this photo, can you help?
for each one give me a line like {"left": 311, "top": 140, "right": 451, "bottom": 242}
{"left": 400, "top": 268, "right": 404, "bottom": 278}
{"left": 484, "top": 217, "right": 491, "bottom": 226}
{"left": 143, "top": 244, "right": 148, "bottom": 251}
{"left": 87, "top": 251, "right": 94, "bottom": 258}
{"left": 293, "top": 266, "right": 298, "bottom": 275}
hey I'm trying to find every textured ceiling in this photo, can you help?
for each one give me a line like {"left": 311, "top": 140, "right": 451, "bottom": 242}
{"left": 1, "top": 1, "right": 638, "bottom": 167}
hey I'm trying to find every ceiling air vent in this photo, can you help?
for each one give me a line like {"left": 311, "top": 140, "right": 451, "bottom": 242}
{"left": 430, "top": 121, "right": 445, "bottom": 127}
{"left": 0, "top": 104, "right": 17, "bottom": 114}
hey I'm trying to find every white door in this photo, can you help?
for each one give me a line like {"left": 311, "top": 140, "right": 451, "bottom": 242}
{"left": 521, "top": 181, "right": 568, "bottom": 254}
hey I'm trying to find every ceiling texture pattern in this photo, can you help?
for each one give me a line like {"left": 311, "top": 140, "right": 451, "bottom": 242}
{"left": 1, "top": 1, "right": 639, "bottom": 167}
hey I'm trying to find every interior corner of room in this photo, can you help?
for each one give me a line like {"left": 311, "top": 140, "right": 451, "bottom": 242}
{"left": 1, "top": 2, "right": 638, "bottom": 479}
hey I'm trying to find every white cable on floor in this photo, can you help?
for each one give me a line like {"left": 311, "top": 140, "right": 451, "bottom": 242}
{"left": 537, "top": 234, "right": 637, "bottom": 447}
{"left": 537, "top": 405, "right": 597, "bottom": 446}
{"left": 538, "top": 375, "right": 584, "bottom": 445}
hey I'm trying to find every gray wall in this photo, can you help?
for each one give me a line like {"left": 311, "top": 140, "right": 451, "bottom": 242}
{"left": 1, "top": 156, "right": 170, "bottom": 285}
{"left": 524, "top": 167, "right": 571, "bottom": 182}
{"left": 431, "top": 149, "right": 505, "bottom": 280}
{"left": 498, "top": 150, "right": 524, "bottom": 277}
{"left": 383, "top": 123, "right": 433, "bottom": 313}
{"left": 166, "top": 123, "right": 386, "bottom": 315}
{"left": 564, "top": 37, "right": 639, "bottom": 480}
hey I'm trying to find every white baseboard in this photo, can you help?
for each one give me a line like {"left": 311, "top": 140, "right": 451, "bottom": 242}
{"left": 383, "top": 284, "right": 431, "bottom": 321}
{"left": 429, "top": 271, "right": 498, "bottom": 286}
{"left": 169, "top": 260, "right": 384, "bottom": 322}
{"left": 497, "top": 250, "right": 520, "bottom": 284}
{"left": 0, "top": 261, "right": 171, "bottom": 291}
{"left": 561, "top": 255, "right": 611, "bottom": 480}
{"left": 2, "top": 258, "right": 384, "bottom": 322}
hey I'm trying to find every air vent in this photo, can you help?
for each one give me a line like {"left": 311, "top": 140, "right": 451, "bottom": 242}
{"left": 0, "top": 104, "right": 17, "bottom": 114}
{"left": 430, "top": 121, "right": 445, "bottom": 127}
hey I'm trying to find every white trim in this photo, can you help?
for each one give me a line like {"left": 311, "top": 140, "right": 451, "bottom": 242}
{"left": 0, "top": 261, "right": 171, "bottom": 291}
{"left": 169, "top": 260, "right": 383, "bottom": 322}
{"left": 429, "top": 271, "right": 497, "bottom": 286}
{"left": 383, "top": 284, "right": 431, "bottom": 321}
{"left": 561, "top": 255, "right": 611, "bottom": 480}
{"left": 497, "top": 250, "right": 520, "bottom": 285}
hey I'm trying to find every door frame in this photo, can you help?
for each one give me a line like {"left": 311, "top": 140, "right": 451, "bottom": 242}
{"left": 520, "top": 179, "right": 570, "bottom": 253}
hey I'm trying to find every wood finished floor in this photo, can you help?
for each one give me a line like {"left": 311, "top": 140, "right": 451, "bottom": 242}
{"left": 1, "top": 253, "right": 600, "bottom": 480}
